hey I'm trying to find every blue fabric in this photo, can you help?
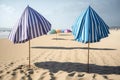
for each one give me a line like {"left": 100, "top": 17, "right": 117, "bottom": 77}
{"left": 8, "top": 6, "right": 51, "bottom": 43}
{"left": 72, "top": 6, "right": 110, "bottom": 43}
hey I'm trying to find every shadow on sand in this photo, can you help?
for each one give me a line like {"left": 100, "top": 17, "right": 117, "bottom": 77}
{"left": 32, "top": 46, "right": 116, "bottom": 50}
{"left": 58, "top": 34, "right": 72, "bottom": 36}
{"left": 34, "top": 61, "right": 120, "bottom": 74}
{"left": 52, "top": 38, "right": 68, "bottom": 40}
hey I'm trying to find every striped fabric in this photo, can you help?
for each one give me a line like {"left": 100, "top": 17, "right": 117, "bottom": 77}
{"left": 8, "top": 6, "right": 51, "bottom": 43}
{"left": 72, "top": 6, "right": 110, "bottom": 43}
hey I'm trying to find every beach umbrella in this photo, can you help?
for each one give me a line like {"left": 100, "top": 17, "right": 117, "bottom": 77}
{"left": 8, "top": 5, "right": 51, "bottom": 68}
{"left": 48, "top": 29, "right": 57, "bottom": 34}
{"left": 72, "top": 6, "right": 110, "bottom": 72}
{"left": 61, "top": 29, "right": 65, "bottom": 33}
{"left": 64, "top": 29, "right": 72, "bottom": 33}
{"left": 56, "top": 29, "right": 61, "bottom": 33}
{"left": 55, "top": 29, "right": 61, "bottom": 40}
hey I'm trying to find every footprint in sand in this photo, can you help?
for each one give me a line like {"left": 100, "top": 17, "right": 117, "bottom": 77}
{"left": 0, "top": 75, "right": 4, "bottom": 80}
{"left": 11, "top": 71, "right": 16, "bottom": 76}
{"left": 6, "top": 71, "right": 11, "bottom": 74}
{"left": 92, "top": 74, "right": 96, "bottom": 80}
{"left": 9, "top": 71, "right": 17, "bottom": 80}
{"left": 77, "top": 74, "right": 85, "bottom": 77}
{"left": 9, "top": 62, "right": 14, "bottom": 66}
{"left": 37, "top": 71, "right": 56, "bottom": 80}
{"left": 103, "top": 75, "right": 113, "bottom": 80}
{"left": 26, "top": 75, "right": 32, "bottom": 80}
{"left": 66, "top": 72, "right": 76, "bottom": 80}
{"left": 20, "top": 76, "right": 26, "bottom": 80}
{"left": 0, "top": 70, "right": 3, "bottom": 74}
{"left": 68, "top": 72, "right": 76, "bottom": 76}
{"left": 4, "top": 62, "right": 14, "bottom": 71}
{"left": 37, "top": 72, "right": 48, "bottom": 80}
{"left": 75, "top": 73, "right": 85, "bottom": 80}
{"left": 49, "top": 72, "right": 55, "bottom": 80}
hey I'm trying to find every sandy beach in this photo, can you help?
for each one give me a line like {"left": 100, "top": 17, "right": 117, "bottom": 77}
{"left": 0, "top": 30, "right": 120, "bottom": 80}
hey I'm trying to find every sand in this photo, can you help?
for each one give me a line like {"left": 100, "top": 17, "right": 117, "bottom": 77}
{"left": 0, "top": 30, "right": 120, "bottom": 80}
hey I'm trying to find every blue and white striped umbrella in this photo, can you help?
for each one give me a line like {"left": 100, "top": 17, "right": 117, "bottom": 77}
{"left": 72, "top": 6, "right": 110, "bottom": 72}
{"left": 72, "top": 6, "right": 110, "bottom": 43}
{"left": 8, "top": 5, "right": 51, "bottom": 43}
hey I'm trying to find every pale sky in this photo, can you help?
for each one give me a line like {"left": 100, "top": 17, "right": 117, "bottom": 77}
{"left": 0, "top": 0, "right": 120, "bottom": 29}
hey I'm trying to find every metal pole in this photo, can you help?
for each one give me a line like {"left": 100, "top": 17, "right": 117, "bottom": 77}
{"left": 88, "top": 42, "right": 90, "bottom": 73}
{"left": 29, "top": 40, "right": 31, "bottom": 68}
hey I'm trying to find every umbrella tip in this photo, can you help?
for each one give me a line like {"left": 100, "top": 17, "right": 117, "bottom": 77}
{"left": 88, "top": 5, "right": 93, "bottom": 10}
{"left": 88, "top": 5, "right": 91, "bottom": 8}
{"left": 27, "top": 5, "right": 29, "bottom": 7}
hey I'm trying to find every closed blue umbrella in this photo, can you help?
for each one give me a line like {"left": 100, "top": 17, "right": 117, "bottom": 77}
{"left": 8, "top": 5, "right": 51, "bottom": 68}
{"left": 72, "top": 6, "right": 110, "bottom": 72}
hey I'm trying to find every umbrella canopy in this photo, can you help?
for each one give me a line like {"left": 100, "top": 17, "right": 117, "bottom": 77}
{"left": 56, "top": 29, "right": 61, "bottom": 33}
{"left": 64, "top": 29, "right": 72, "bottom": 33}
{"left": 61, "top": 29, "right": 65, "bottom": 33}
{"left": 8, "top": 5, "right": 51, "bottom": 43}
{"left": 72, "top": 6, "right": 110, "bottom": 43}
{"left": 48, "top": 29, "right": 57, "bottom": 34}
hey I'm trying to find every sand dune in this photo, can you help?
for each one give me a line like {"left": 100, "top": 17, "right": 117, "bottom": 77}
{"left": 0, "top": 30, "right": 120, "bottom": 80}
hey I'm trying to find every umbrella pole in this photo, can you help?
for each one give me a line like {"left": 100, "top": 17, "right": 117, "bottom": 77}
{"left": 29, "top": 40, "right": 31, "bottom": 68}
{"left": 56, "top": 33, "right": 57, "bottom": 40}
{"left": 88, "top": 42, "right": 90, "bottom": 73}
